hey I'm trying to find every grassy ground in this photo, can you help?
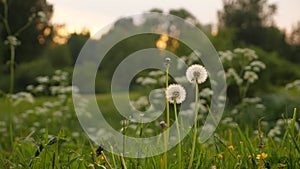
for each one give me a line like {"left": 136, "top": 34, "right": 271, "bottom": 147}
{"left": 0, "top": 94, "right": 299, "bottom": 169}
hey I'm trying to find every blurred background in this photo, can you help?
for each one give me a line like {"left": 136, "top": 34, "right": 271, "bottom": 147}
{"left": 1, "top": 0, "right": 300, "bottom": 125}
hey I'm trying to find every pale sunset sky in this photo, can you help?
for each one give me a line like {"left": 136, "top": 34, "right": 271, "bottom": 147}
{"left": 47, "top": 0, "right": 300, "bottom": 35}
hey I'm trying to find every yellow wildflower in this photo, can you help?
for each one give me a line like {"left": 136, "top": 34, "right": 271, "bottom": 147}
{"left": 228, "top": 145, "right": 234, "bottom": 151}
{"left": 210, "top": 165, "right": 217, "bottom": 169}
{"left": 256, "top": 152, "right": 268, "bottom": 160}
{"left": 217, "top": 153, "right": 223, "bottom": 159}
{"left": 277, "top": 163, "right": 287, "bottom": 168}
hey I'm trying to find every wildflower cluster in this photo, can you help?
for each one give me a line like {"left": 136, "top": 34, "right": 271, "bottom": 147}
{"left": 285, "top": 79, "right": 300, "bottom": 91}
{"left": 219, "top": 48, "right": 266, "bottom": 126}
{"left": 4, "top": 70, "right": 79, "bottom": 139}
{"left": 27, "top": 70, "right": 77, "bottom": 96}
{"left": 220, "top": 48, "right": 265, "bottom": 85}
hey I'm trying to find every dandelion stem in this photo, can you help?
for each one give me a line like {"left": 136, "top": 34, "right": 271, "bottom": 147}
{"left": 166, "top": 66, "right": 169, "bottom": 125}
{"left": 188, "top": 81, "right": 199, "bottom": 169}
{"left": 122, "top": 121, "right": 127, "bottom": 157}
{"left": 163, "top": 65, "right": 170, "bottom": 169}
{"left": 174, "top": 101, "right": 182, "bottom": 168}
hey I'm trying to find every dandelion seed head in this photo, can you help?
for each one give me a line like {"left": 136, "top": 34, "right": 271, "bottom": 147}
{"left": 186, "top": 64, "right": 208, "bottom": 84}
{"left": 160, "top": 121, "right": 168, "bottom": 129}
{"left": 165, "top": 84, "right": 186, "bottom": 104}
{"left": 165, "top": 57, "right": 171, "bottom": 67}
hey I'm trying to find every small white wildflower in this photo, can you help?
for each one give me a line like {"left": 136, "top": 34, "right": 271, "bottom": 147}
{"left": 72, "top": 132, "right": 80, "bottom": 137}
{"left": 200, "top": 88, "right": 213, "bottom": 98}
{"left": 141, "top": 77, "right": 157, "bottom": 85}
{"left": 255, "top": 104, "right": 265, "bottom": 109}
{"left": 8, "top": 92, "right": 35, "bottom": 105}
{"left": 148, "top": 70, "right": 164, "bottom": 76}
{"left": 231, "top": 109, "right": 238, "bottom": 115}
{"left": 252, "top": 66, "right": 261, "bottom": 72}
{"left": 285, "top": 83, "right": 294, "bottom": 90}
{"left": 35, "top": 85, "right": 45, "bottom": 92}
{"left": 37, "top": 11, "right": 47, "bottom": 22}
{"left": 26, "top": 85, "right": 34, "bottom": 91}
{"left": 136, "top": 77, "right": 157, "bottom": 85}
{"left": 145, "top": 128, "right": 154, "bottom": 134}
{"left": 242, "top": 97, "right": 261, "bottom": 104}
{"left": 132, "top": 96, "right": 149, "bottom": 110}
{"left": 221, "top": 117, "right": 233, "bottom": 124}
{"left": 174, "top": 76, "right": 188, "bottom": 84}
{"left": 165, "top": 84, "right": 186, "bottom": 104}
{"left": 268, "top": 126, "right": 281, "bottom": 137}
{"left": 177, "top": 58, "right": 186, "bottom": 70}
{"left": 285, "top": 80, "right": 300, "bottom": 90}
{"left": 234, "top": 48, "right": 258, "bottom": 60}
{"left": 250, "top": 61, "right": 266, "bottom": 69}
{"left": 243, "top": 71, "right": 258, "bottom": 83}
{"left": 226, "top": 68, "right": 243, "bottom": 85}
{"left": 43, "top": 101, "right": 53, "bottom": 108}
{"left": 33, "top": 122, "right": 40, "bottom": 127}
{"left": 5, "top": 36, "right": 21, "bottom": 46}
{"left": 87, "top": 127, "right": 97, "bottom": 133}
{"left": 55, "top": 69, "right": 62, "bottom": 75}
{"left": 72, "top": 86, "right": 79, "bottom": 94}
{"left": 244, "top": 66, "right": 252, "bottom": 70}
{"left": 53, "top": 111, "right": 63, "bottom": 117}
{"left": 186, "top": 64, "right": 208, "bottom": 84}
{"left": 158, "top": 75, "right": 166, "bottom": 84}
{"left": 219, "top": 50, "right": 235, "bottom": 61}
{"left": 36, "top": 76, "right": 49, "bottom": 84}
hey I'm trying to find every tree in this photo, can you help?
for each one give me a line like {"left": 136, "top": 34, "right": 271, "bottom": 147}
{"left": 218, "top": 0, "right": 276, "bottom": 28}
{"left": 66, "top": 31, "right": 90, "bottom": 64}
{"left": 288, "top": 22, "right": 300, "bottom": 45}
{"left": 218, "top": 0, "right": 277, "bottom": 45}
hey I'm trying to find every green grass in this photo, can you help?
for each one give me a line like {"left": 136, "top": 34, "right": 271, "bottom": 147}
{"left": 0, "top": 95, "right": 299, "bottom": 169}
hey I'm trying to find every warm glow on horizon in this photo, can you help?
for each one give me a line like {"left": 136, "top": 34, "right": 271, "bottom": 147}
{"left": 47, "top": 0, "right": 300, "bottom": 35}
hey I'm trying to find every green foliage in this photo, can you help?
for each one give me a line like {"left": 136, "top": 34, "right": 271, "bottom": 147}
{"left": 169, "top": 8, "right": 197, "bottom": 22}
{"left": 45, "top": 44, "right": 72, "bottom": 68}
{"left": 0, "top": 0, "right": 54, "bottom": 63}
{"left": 210, "top": 27, "right": 235, "bottom": 51}
{"left": 253, "top": 47, "right": 300, "bottom": 88}
{"left": 0, "top": 59, "right": 54, "bottom": 92}
{"left": 216, "top": 0, "right": 294, "bottom": 59}
{"left": 0, "top": 93, "right": 299, "bottom": 168}
{"left": 1, "top": 4, "right": 300, "bottom": 169}
{"left": 66, "top": 32, "right": 90, "bottom": 64}
{"left": 218, "top": 0, "right": 276, "bottom": 28}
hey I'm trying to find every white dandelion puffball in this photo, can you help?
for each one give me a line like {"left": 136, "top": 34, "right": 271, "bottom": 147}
{"left": 165, "top": 84, "right": 186, "bottom": 104}
{"left": 186, "top": 64, "right": 208, "bottom": 84}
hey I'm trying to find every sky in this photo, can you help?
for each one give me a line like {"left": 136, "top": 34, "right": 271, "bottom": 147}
{"left": 47, "top": 0, "right": 300, "bottom": 35}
